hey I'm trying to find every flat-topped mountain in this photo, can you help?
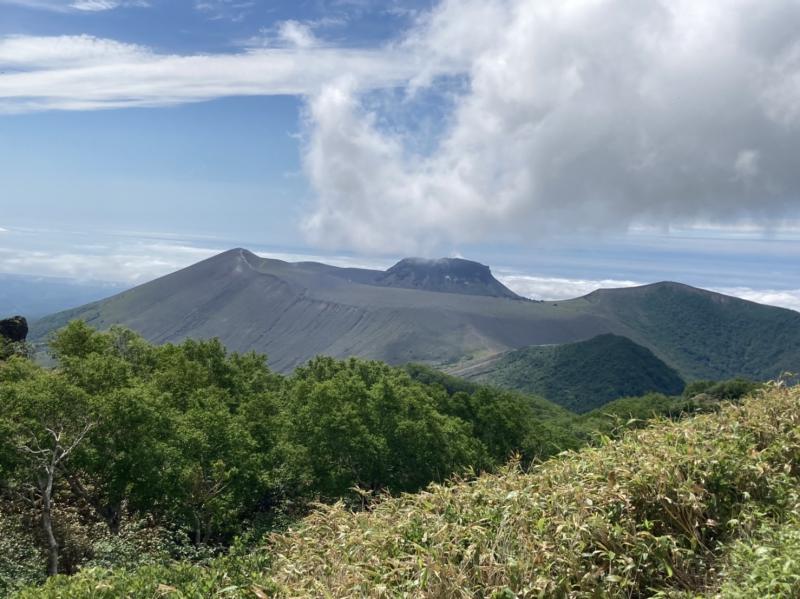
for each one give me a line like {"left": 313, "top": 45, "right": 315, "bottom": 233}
{"left": 30, "top": 248, "right": 800, "bottom": 378}
{"left": 375, "top": 258, "right": 521, "bottom": 299}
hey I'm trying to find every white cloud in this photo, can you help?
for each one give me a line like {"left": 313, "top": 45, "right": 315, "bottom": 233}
{"left": 498, "top": 275, "right": 643, "bottom": 301}
{"left": 0, "top": 0, "right": 148, "bottom": 11}
{"left": 0, "top": 229, "right": 389, "bottom": 284}
{"left": 277, "top": 20, "right": 320, "bottom": 49}
{"left": 0, "top": 35, "right": 419, "bottom": 112}
{"left": 713, "top": 287, "right": 800, "bottom": 313}
{"left": 734, "top": 149, "right": 760, "bottom": 182}
{"left": 302, "top": 0, "right": 800, "bottom": 253}
{"left": 2, "top": 1, "right": 800, "bottom": 252}
{"left": 194, "top": 0, "right": 255, "bottom": 22}
{"left": 0, "top": 244, "right": 218, "bottom": 283}
{"left": 0, "top": 34, "right": 149, "bottom": 68}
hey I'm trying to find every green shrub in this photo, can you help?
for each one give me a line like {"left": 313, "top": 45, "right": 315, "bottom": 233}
{"left": 0, "top": 508, "right": 45, "bottom": 595}
{"left": 713, "top": 516, "right": 800, "bottom": 598}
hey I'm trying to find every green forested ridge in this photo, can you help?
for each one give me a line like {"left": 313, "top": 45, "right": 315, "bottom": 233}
{"left": 14, "top": 381, "right": 800, "bottom": 598}
{"left": 584, "top": 282, "right": 800, "bottom": 380}
{"left": 458, "top": 333, "right": 686, "bottom": 413}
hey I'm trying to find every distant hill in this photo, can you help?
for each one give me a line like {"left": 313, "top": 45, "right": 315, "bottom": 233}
{"left": 581, "top": 282, "right": 800, "bottom": 380}
{"left": 0, "top": 273, "right": 128, "bottom": 319}
{"left": 451, "top": 334, "right": 685, "bottom": 413}
{"left": 30, "top": 248, "right": 800, "bottom": 379}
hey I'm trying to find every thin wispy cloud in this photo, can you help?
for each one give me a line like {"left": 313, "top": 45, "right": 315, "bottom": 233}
{"left": 0, "top": 34, "right": 150, "bottom": 68}
{"left": 0, "top": 34, "right": 419, "bottom": 112}
{"left": 0, "top": 0, "right": 148, "bottom": 12}
{"left": 194, "top": 0, "right": 255, "bottom": 23}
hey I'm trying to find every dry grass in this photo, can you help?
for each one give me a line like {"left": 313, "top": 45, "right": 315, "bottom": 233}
{"left": 265, "top": 383, "right": 800, "bottom": 597}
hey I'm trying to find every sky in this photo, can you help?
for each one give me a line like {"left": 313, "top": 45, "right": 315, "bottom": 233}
{"left": 1, "top": 0, "right": 800, "bottom": 310}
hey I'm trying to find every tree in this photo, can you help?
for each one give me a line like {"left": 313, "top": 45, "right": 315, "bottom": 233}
{"left": 0, "top": 363, "right": 92, "bottom": 576}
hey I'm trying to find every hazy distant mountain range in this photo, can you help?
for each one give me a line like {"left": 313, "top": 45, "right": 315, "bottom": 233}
{"left": 28, "top": 248, "right": 800, "bottom": 380}
{"left": 0, "top": 273, "right": 129, "bottom": 319}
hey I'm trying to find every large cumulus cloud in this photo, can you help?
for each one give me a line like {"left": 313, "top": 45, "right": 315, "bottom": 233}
{"left": 302, "top": 0, "right": 800, "bottom": 252}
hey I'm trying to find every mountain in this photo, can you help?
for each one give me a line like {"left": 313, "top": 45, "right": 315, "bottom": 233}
{"left": 580, "top": 282, "right": 800, "bottom": 380}
{"left": 30, "top": 249, "right": 609, "bottom": 372}
{"left": 0, "top": 273, "right": 129, "bottom": 319}
{"left": 375, "top": 257, "right": 521, "bottom": 298}
{"left": 448, "top": 333, "right": 685, "bottom": 413}
{"left": 30, "top": 248, "right": 800, "bottom": 379}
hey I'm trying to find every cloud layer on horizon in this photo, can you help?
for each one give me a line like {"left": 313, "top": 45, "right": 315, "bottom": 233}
{"left": 1, "top": 228, "right": 799, "bottom": 313}
{"left": 497, "top": 273, "right": 800, "bottom": 313}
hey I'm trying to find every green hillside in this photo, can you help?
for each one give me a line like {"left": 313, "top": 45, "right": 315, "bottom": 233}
{"left": 18, "top": 383, "right": 800, "bottom": 598}
{"left": 584, "top": 282, "right": 800, "bottom": 380}
{"left": 456, "top": 333, "right": 686, "bottom": 412}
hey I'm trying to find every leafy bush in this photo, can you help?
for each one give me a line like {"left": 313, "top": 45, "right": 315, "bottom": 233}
{"left": 0, "top": 506, "right": 44, "bottom": 595}
{"left": 712, "top": 516, "right": 800, "bottom": 598}
{"left": 683, "top": 378, "right": 762, "bottom": 402}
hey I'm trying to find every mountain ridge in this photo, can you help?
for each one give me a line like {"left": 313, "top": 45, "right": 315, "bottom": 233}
{"left": 30, "top": 248, "right": 800, "bottom": 379}
{"left": 451, "top": 333, "right": 686, "bottom": 413}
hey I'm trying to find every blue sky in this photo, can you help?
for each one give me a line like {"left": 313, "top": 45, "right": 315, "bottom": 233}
{"left": 1, "top": 0, "right": 800, "bottom": 311}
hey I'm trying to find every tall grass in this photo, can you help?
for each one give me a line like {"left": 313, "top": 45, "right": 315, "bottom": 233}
{"left": 21, "top": 383, "right": 800, "bottom": 598}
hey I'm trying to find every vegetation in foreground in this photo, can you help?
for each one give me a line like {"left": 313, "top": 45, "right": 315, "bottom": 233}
{"left": 12, "top": 379, "right": 800, "bottom": 597}
{"left": 0, "top": 321, "right": 577, "bottom": 593}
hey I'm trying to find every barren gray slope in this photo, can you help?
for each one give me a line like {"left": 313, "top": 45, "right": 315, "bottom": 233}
{"left": 30, "top": 249, "right": 800, "bottom": 379}
{"left": 30, "top": 249, "right": 613, "bottom": 372}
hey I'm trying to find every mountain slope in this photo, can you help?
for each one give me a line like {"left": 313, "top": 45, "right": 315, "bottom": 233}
{"left": 581, "top": 282, "right": 800, "bottom": 380}
{"left": 30, "top": 249, "right": 608, "bottom": 372}
{"left": 30, "top": 249, "right": 800, "bottom": 379}
{"left": 452, "top": 333, "right": 685, "bottom": 412}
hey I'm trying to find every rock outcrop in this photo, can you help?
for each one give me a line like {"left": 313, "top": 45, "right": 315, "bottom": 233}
{"left": 0, "top": 315, "right": 28, "bottom": 343}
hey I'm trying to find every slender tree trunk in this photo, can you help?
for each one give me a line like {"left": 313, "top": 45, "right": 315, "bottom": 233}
{"left": 41, "top": 470, "right": 59, "bottom": 576}
{"left": 194, "top": 512, "right": 202, "bottom": 546}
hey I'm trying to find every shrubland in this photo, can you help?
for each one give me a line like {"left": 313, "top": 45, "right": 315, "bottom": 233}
{"left": 15, "top": 380, "right": 800, "bottom": 597}
{"left": 0, "top": 320, "right": 779, "bottom": 596}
